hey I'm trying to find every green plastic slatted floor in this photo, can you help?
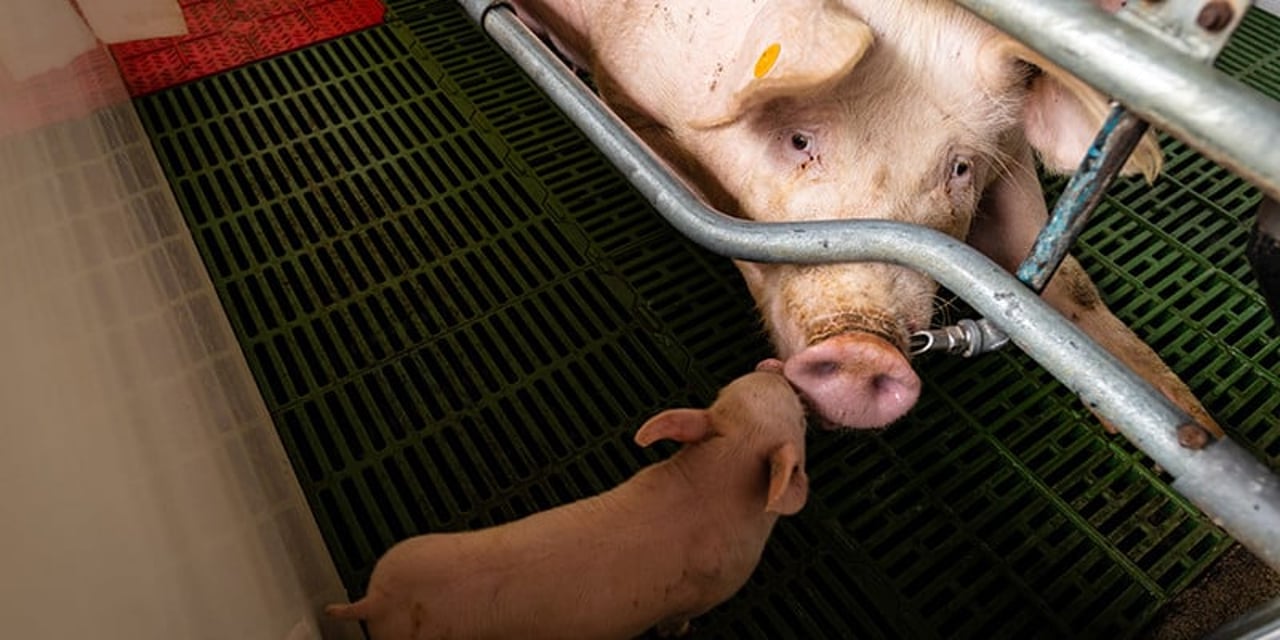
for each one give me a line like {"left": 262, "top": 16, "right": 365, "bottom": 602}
{"left": 133, "top": 3, "right": 1280, "bottom": 638}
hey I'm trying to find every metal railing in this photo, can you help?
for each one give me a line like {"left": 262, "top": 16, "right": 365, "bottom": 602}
{"left": 454, "top": 0, "right": 1280, "bottom": 578}
{"left": 957, "top": 0, "right": 1280, "bottom": 201}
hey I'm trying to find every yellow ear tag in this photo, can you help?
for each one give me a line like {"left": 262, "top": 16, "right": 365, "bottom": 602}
{"left": 754, "top": 43, "right": 781, "bottom": 79}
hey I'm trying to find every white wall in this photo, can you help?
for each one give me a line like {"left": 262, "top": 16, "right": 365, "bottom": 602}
{"left": 0, "top": 8, "right": 359, "bottom": 639}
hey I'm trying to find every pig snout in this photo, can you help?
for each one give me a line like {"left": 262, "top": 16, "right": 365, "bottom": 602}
{"left": 783, "top": 333, "right": 921, "bottom": 429}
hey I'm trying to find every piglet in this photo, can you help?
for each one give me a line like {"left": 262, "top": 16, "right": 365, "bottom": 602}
{"left": 326, "top": 363, "right": 809, "bottom": 639}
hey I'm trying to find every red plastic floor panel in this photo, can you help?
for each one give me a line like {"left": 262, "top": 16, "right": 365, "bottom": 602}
{"left": 108, "top": 0, "right": 385, "bottom": 96}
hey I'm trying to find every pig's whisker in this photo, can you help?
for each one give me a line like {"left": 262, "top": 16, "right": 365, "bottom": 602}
{"left": 985, "top": 143, "right": 1019, "bottom": 184}
{"left": 929, "top": 294, "right": 960, "bottom": 327}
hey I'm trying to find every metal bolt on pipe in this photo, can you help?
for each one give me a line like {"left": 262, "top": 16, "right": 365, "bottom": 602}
{"left": 909, "top": 318, "right": 1010, "bottom": 357}
{"left": 456, "top": 0, "right": 1280, "bottom": 572}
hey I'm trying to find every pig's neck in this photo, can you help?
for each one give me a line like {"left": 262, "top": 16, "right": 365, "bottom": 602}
{"left": 661, "top": 441, "right": 780, "bottom": 527}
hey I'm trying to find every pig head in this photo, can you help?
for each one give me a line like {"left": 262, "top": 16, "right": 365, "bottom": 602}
{"left": 513, "top": 0, "right": 1219, "bottom": 435}
{"left": 325, "top": 366, "right": 808, "bottom": 639}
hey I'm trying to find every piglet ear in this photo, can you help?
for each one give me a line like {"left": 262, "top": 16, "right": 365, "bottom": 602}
{"left": 765, "top": 441, "right": 809, "bottom": 515}
{"left": 690, "top": 0, "right": 874, "bottom": 129}
{"left": 634, "top": 409, "right": 713, "bottom": 447}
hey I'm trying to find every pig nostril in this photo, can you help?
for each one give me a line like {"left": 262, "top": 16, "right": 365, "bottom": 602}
{"left": 872, "top": 374, "right": 909, "bottom": 401}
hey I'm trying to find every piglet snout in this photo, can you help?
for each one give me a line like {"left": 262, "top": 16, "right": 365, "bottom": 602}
{"left": 756, "top": 358, "right": 785, "bottom": 373}
{"left": 783, "top": 333, "right": 920, "bottom": 429}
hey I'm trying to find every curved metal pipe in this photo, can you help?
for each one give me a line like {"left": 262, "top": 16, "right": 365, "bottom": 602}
{"left": 463, "top": 0, "right": 1280, "bottom": 571}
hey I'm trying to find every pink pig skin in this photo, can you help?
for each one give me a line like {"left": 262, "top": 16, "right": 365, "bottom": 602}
{"left": 505, "top": 0, "right": 1221, "bottom": 438}
{"left": 326, "top": 368, "right": 808, "bottom": 639}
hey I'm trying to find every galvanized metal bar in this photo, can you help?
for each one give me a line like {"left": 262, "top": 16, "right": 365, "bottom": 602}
{"left": 1121, "top": 0, "right": 1249, "bottom": 61}
{"left": 1016, "top": 106, "right": 1150, "bottom": 292}
{"left": 463, "top": 0, "right": 1280, "bottom": 570}
{"left": 953, "top": 0, "right": 1280, "bottom": 203}
{"left": 1205, "top": 594, "right": 1280, "bottom": 640}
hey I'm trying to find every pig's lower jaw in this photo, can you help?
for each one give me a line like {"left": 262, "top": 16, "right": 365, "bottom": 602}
{"left": 781, "top": 332, "right": 922, "bottom": 429}
{"left": 806, "top": 390, "right": 913, "bottom": 430}
{"left": 802, "top": 378, "right": 919, "bottom": 430}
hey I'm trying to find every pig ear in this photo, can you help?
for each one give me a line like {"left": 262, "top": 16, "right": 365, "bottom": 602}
{"left": 634, "top": 409, "right": 714, "bottom": 447}
{"left": 765, "top": 441, "right": 808, "bottom": 515}
{"left": 1002, "top": 41, "right": 1162, "bottom": 183}
{"left": 690, "top": 0, "right": 874, "bottom": 129}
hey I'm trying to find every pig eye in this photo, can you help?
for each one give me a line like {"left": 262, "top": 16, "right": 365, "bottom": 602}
{"left": 951, "top": 157, "right": 972, "bottom": 180}
{"left": 790, "top": 132, "right": 812, "bottom": 152}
